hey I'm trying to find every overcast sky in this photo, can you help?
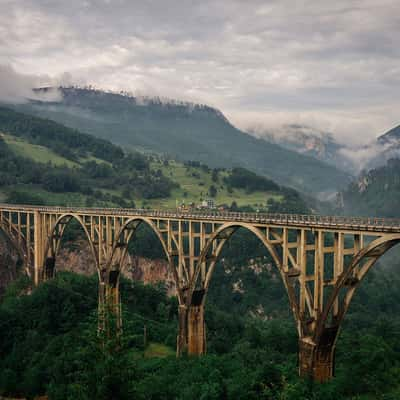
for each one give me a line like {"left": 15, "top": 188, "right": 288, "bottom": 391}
{"left": 1, "top": 0, "right": 399, "bottom": 145}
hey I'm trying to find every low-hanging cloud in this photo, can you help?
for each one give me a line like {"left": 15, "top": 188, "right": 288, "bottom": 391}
{"left": 338, "top": 143, "right": 385, "bottom": 172}
{"left": 0, "top": 64, "right": 62, "bottom": 104}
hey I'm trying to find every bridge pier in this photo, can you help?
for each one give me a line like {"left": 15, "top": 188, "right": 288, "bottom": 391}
{"left": 98, "top": 269, "right": 122, "bottom": 338}
{"left": 188, "top": 304, "right": 206, "bottom": 355}
{"left": 299, "top": 340, "right": 335, "bottom": 382}
{"left": 44, "top": 256, "right": 56, "bottom": 280}
{"left": 177, "top": 305, "right": 188, "bottom": 355}
{"left": 299, "top": 327, "right": 338, "bottom": 382}
{"left": 177, "top": 302, "right": 206, "bottom": 356}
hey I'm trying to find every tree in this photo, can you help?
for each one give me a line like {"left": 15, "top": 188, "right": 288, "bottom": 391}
{"left": 209, "top": 185, "right": 217, "bottom": 197}
{"left": 212, "top": 169, "right": 219, "bottom": 183}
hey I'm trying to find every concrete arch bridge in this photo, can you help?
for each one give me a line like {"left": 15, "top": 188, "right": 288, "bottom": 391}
{"left": 1, "top": 203, "right": 400, "bottom": 382}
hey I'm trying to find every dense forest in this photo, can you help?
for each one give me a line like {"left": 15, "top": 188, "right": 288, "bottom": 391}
{"left": 0, "top": 107, "right": 176, "bottom": 205}
{"left": 0, "top": 218, "right": 399, "bottom": 399}
{"left": 1, "top": 262, "right": 400, "bottom": 399}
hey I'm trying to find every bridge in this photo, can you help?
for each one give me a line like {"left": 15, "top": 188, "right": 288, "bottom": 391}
{"left": 1, "top": 203, "right": 400, "bottom": 382}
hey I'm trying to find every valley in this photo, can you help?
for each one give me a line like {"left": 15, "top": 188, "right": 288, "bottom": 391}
{"left": 1, "top": 2, "right": 399, "bottom": 398}
{"left": 0, "top": 88, "right": 399, "bottom": 400}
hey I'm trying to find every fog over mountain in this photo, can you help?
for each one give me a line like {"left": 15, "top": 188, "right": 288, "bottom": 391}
{"left": 249, "top": 123, "right": 400, "bottom": 173}
{"left": 1, "top": 62, "right": 398, "bottom": 177}
{"left": 7, "top": 86, "right": 352, "bottom": 195}
{"left": 0, "top": 64, "right": 62, "bottom": 103}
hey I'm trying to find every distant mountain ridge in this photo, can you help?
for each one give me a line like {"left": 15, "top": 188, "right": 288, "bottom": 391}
{"left": 251, "top": 123, "right": 400, "bottom": 175}
{"left": 8, "top": 86, "right": 351, "bottom": 195}
{"left": 248, "top": 124, "right": 353, "bottom": 172}
{"left": 340, "top": 158, "right": 400, "bottom": 218}
{"left": 378, "top": 125, "right": 400, "bottom": 144}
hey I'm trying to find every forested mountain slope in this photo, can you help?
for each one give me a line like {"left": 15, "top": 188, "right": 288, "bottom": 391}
{"left": 0, "top": 106, "right": 308, "bottom": 213}
{"left": 341, "top": 158, "right": 400, "bottom": 218}
{"left": 11, "top": 87, "right": 351, "bottom": 194}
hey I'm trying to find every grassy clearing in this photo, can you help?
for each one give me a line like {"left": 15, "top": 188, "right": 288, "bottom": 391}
{"left": 0, "top": 190, "right": 7, "bottom": 202}
{"left": 144, "top": 342, "right": 175, "bottom": 358}
{"left": 1, "top": 132, "right": 284, "bottom": 210}
{"left": 2, "top": 133, "right": 108, "bottom": 168}
{"left": 5, "top": 185, "right": 88, "bottom": 206}
{"left": 146, "top": 159, "right": 283, "bottom": 209}
{"left": 2, "top": 133, "right": 79, "bottom": 167}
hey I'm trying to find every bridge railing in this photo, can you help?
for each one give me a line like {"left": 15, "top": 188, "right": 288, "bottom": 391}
{"left": 0, "top": 203, "right": 399, "bottom": 230}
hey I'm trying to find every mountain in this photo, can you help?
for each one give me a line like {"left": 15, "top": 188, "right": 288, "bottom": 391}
{"left": 9, "top": 87, "right": 351, "bottom": 195}
{"left": 248, "top": 124, "right": 352, "bottom": 172}
{"left": 249, "top": 123, "right": 400, "bottom": 177}
{"left": 378, "top": 125, "right": 400, "bottom": 144}
{"left": 339, "top": 124, "right": 400, "bottom": 173}
{"left": 340, "top": 158, "right": 400, "bottom": 218}
{"left": 364, "top": 124, "right": 400, "bottom": 169}
{"left": 0, "top": 106, "right": 308, "bottom": 213}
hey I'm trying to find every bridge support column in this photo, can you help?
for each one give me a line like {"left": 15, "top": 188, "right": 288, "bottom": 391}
{"left": 299, "top": 327, "right": 338, "bottom": 382}
{"left": 33, "top": 210, "right": 44, "bottom": 286}
{"left": 176, "top": 291, "right": 206, "bottom": 357}
{"left": 176, "top": 304, "right": 206, "bottom": 356}
{"left": 43, "top": 256, "right": 56, "bottom": 281}
{"left": 177, "top": 305, "right": 188, "bottom": 356}
{"left": 187, "top": 304, "right": 206, "bottom": 355}
{"left": 98, "top": 270, "right": 122, "bottom": 339}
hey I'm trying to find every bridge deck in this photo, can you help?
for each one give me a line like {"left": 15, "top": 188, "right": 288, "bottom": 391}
{"left": 1, "top": 203, "right": 400, "bottom": 234}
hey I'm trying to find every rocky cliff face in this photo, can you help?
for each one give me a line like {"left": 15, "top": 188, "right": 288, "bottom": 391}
{"left": 127, "top": 256, "right": 176, "bottom": 296}
{"left": 54, "top": 241, "right": 176, "bottom": 295}
{"left": 0, "top": 239, "right": 176, "bottom": 297}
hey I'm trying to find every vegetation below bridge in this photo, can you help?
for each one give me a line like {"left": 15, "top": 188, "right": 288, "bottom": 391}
{"left": 0, "top": 269, "right": 400, "bottom": 399}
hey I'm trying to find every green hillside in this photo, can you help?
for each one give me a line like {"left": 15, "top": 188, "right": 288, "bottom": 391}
{"left": 0, "top": 106, "right": 307, "bottom": 213}
{"left": 147, "top": 160, "right": 283, "bottom": 209}
{"left": 12, "top": 87, "right": 352, "bottom": 194}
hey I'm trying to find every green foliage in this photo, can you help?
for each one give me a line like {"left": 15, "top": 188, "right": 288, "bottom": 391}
{"left": 6, "top": 189, "right": 45, "bottom": 205}
{"left": 0, "top": 106, "right": 309, "bottom": 211}
{"left": 267, "top": 188, "right": 309, "bottom": 214}
{"left": 0, "top": 106, "right": 123, "bottom": 163}
{"left": 1, "top": 267, "right": 400, "bottom": 399}
{"left": 225, "top": 167, "right": 280, "bottom": 193}
{"left": 209, "top": 184, "right": 217, "bottom": 197}
{"left": 0, "top": 107, "right": 176, "bottom": 205}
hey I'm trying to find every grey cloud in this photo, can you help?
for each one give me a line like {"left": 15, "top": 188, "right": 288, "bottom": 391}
{"left": 0, "top": 0, "right": 399, "bottom": 143}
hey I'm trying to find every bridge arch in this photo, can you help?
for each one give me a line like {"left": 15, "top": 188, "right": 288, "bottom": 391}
{"left": 108, "top": 217, "right": 183, "bottom": 302}
{"left": 189, "top": 222, "right": 300, "bottom": 321}
{"left": 0, "top": 217, "right": 33, "bottom": 277}
{"left": 181, "top": 222, "right": 304, "bottom": 356}
{"left": 294, "top": 233, "right": 400, "bottom": 382}
{"left": 318, "top": 233, "right": 400, "bottom": 341}
{"left": 43, "top": 213, "right": 99, "bottom": 280}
